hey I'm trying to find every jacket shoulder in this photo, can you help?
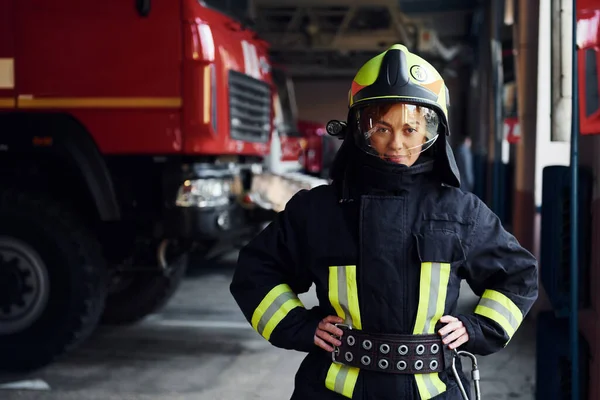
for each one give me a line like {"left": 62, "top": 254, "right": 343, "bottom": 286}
{"left": 284, "top": 184, "right": 337, "bottom": 214}
{"left": 290, "top": 183, "right": 336, "bottom": 203}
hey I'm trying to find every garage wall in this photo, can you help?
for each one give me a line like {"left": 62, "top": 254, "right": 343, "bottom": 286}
{"left": 293, "top": 79, "right": 350, "bottom": 124}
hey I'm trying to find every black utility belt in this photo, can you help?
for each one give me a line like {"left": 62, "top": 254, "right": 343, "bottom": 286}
{"left": 331, "top": 325, "right": 452, "bottom": 375}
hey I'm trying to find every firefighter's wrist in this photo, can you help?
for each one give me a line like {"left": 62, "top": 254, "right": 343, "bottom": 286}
{"left": 454, "top": 314, "right": 485, "bottom": 353}
{"left": 294, "top": 308, "right": 325, "bottom": 353}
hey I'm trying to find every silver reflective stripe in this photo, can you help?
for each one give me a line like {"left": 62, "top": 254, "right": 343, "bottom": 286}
{"left": 422, "top": 262, "right": 442, "bottom": 334}
{"left": 422, "top": 374, "right": 440, "bottom": 397}
{"left": 334, "top": 364, "right": 350, "bottom": 393}
{"left": 325, "top": 266, "right": 362, "bottom": 398}
{"left": 412, "top": 261, "right": 451, "bottom": 399}
{"left": 256, "top": 291, "right": 297, "bottom": 335}
{"left": 336, "top": 266, "right": 351, "bottom": 325}
{"left": 477, "top": 297, "right": 520, "bottom": 331}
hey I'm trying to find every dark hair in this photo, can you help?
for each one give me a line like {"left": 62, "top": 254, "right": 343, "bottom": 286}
{"left": 356, "top": 103, "right": 392, "bottom": 133}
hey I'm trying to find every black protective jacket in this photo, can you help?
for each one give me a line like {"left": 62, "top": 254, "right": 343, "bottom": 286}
{"left": 230, "top": 147, "right": 538, "bottom": 400}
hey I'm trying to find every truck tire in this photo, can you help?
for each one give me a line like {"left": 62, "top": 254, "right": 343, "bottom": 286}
{"left": 101, "top": 255, "right": 187, "bottom": 325}
{"left": 0, "top": 189, "right": 107, "bottom": 372}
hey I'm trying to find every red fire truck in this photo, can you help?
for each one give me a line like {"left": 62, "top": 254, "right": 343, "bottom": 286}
{"left": 298, "top": 119, "right": 327, "bottom": 175}
{"left": 266, "top": 66, "right": 306, "bottom": 174}
{"left": 0, "top": 0, "right": 273, "bottom": 371}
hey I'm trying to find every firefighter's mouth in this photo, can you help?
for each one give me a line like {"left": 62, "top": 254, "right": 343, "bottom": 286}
{"left": 384, "top": 154, "right": 408, "bottom": 162}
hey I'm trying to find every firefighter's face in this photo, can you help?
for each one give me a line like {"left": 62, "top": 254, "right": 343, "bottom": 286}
{"left": 365, "top": 103, "right": 429, "bottom": 166}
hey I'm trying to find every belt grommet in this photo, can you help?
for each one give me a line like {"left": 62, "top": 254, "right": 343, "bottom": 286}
{"left": 429, "top": 360, "right": 438, "bottom": 370}
{"left": 414, "top": 360, "right": 424, "bottom": 370}
{"left": 361, "top": 355, "right": 371, "bottom": 366}
{"left": 379, "top": 344, "right": 390, "bottom": 354}
{"left": 362, "top": 339, "right": 372, "bottom": 350}
{"left": 416, "top": 344, "right": 425, "bottom": 355}
{"left": 430, "top": 343, "right": 439, "bottom": 354}
{"left": 378, "top": 359, "right": 389, "bottom": 370}
{"left": 398, "top": 344, "right": 408, "bottom": 355}
{"left": 344, "top": 352, "right": 354, "bottom": 362}
{"left": 397, "top": 360, "right": 407, "bottom": 371}
{"left": 346, "top": 335, "right": 356, "bottom": 346}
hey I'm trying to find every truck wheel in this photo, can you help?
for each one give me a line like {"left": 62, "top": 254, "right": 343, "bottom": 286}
{"left": 101, "top": 255, "right": 187, "bottom": 325}
{"left": 0, "top": 189, "right": 107, "bottom": 372}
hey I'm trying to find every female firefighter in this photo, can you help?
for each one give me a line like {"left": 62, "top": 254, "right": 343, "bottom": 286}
{"left": 230, "top": 44, "right": 538, "bottom": 400}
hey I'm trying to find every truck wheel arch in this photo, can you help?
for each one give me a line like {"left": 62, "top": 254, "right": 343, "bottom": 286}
{"left": 0, "top": 112, "right": 121, "bottom": 221}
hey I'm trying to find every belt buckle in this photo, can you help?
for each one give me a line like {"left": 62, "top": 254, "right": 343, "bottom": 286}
{"left": 331, "top": 324, "right": 352, "bottom": 364}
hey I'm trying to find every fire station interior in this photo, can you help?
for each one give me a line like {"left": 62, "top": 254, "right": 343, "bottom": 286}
{"left": 0, "top": 0, "right": 598, "bottom": 399}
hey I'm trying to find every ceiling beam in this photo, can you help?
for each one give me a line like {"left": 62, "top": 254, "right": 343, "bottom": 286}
{"left": 261, "top": 32, "right": 409, "bottom": 51}
{"left": 253, "top": 0, "right": 399, "bottom": 6}
{"left": 398, "top": 0, "right": 478, "bottom": 14}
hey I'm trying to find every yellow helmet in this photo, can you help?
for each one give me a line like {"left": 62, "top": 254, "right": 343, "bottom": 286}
{"left": 348, "top": 44, "right": 450, "bottom": 136}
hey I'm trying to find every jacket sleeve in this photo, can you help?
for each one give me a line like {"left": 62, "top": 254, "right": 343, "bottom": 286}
{"left": 456, "top": 198, "right": 539, "bottom": 355}
{"left": 230, "top": 190, "right": 324, "bottom": 352}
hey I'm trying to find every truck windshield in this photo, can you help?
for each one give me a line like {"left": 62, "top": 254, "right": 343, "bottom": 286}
{"left": 201, "top": 0, "right": 251, "bottom": 25}
{"left": 272, "top": 68, "right": 301, "bottom": 137}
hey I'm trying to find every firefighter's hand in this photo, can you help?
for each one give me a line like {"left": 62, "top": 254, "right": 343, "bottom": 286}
{"left": 438, "top": 315, "right": 470, "bottom": 349}
{"left": 314, "top": 315, "right": 344, "bottom": 352}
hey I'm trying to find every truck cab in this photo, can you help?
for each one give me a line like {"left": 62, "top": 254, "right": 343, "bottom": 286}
{"left": 0, "top": 0, "right": 273, "bottom": 372}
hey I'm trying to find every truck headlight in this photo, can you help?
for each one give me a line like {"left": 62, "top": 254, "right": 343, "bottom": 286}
{"left": 175, "top": 178, "right": 233, "bottom": 208}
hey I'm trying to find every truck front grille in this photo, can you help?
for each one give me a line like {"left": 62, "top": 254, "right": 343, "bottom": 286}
{"left": 228, "top": 70, "right": 271, "bottom": 143}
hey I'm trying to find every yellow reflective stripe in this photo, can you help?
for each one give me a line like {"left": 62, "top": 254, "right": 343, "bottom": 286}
{"left": 342, "top": 265, "right": 362, "bottom": 329}
{"left": 474, "top": 289, "right": 523, "bottom": 339}
{"left": 413, "top": 262, "right": 433, "bottom": 334}
{"left": 481, "top": 290, "right": 523, "bottom": 322}
{"left": 415, "top": 372, "right": 448, "bottom": 400}
{"left": 431, "top": 264, "right": 450, "bottom": 335}
{"left": 415, "top": 375, "right": 428, "bottom": 399}
{"left": 412, "top": 262, "right": 451, "bottom": 334}
{"left": 325, "top": 265, "right": 362, "bottom": 398}
{"left": 250, "top": 284, "right": 303, "bottom": 340}
{"left": 262, "top": 298, "right": 304, "bottom": 340}
{"left": 412, "top": 262, "right": 451, "bottom": 399}
{"left": 326, "top": 363, "right": 342, "bottom": 393}
{"left": 325, "top": 363, "right": 360, "bottom": 398}
{"left": 343, "top": 367, "right": 360, "bottom": 396}
{"left": 328, "top": 267, "right": 346, "bottom": 321}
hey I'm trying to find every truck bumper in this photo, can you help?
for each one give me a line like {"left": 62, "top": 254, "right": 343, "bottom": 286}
{"left": 164, "top": 202, "right": 259, "bottom": 241}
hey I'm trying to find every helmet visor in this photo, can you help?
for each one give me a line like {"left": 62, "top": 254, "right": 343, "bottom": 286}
{"left": 354, "top": 102, "right": 440, "bottom": 165}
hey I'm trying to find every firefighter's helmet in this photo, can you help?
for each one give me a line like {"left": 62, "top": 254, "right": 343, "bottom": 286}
{"left": 345, "top": 44, "right": 451, "bottom": 165}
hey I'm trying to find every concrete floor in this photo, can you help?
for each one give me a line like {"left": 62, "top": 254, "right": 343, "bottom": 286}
{"left": 0, "top": 256, "right": 536, "bottom": 400}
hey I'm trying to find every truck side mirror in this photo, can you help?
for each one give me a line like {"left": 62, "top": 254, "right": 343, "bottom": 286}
{"left": 136, "top": 0, "right": 151, "bottom": 17}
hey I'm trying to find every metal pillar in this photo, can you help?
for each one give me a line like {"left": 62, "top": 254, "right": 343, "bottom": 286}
{"left": 491, "top": 0, "right": 504, "bottom": 218}
{"left": 569, "top": 0, "right": 580, "bottom": 398}
{"left": 511, "top": 0, "right": 539, "bottom": 252}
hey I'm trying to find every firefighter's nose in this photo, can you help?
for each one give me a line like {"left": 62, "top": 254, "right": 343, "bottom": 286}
{"left": 389, "top": 131, "right": 404, "bottom": 150}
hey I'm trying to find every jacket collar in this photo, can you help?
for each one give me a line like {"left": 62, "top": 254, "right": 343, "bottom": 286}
{"left": 338, "top": 154, "right": 436, "bottom": 202}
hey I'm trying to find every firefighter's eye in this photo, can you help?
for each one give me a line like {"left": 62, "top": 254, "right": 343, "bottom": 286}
{"left": 373, "top": 126, "right": 391, "bottom": 134}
